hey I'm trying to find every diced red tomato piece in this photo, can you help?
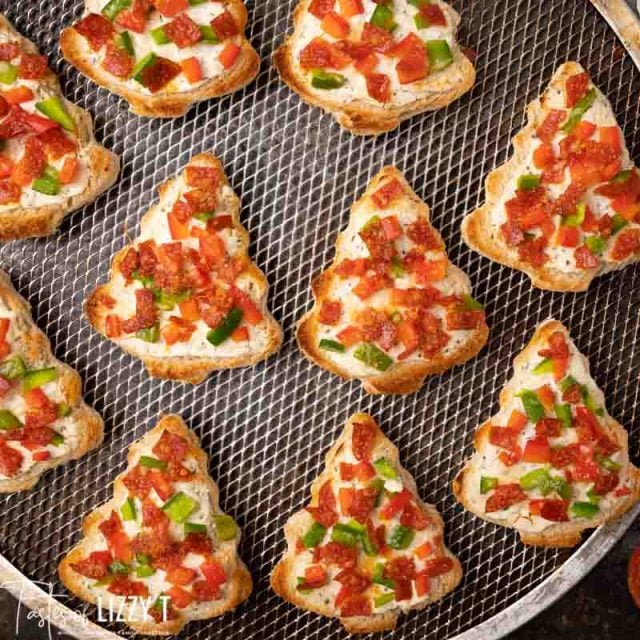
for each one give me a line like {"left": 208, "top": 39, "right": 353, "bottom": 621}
{"left": 165, "top": 585, "right": 193, "bottom": 609}
{"left": 102, "top": 42, "right": 133, "bottom": 78}
{"left": 360, "top": 23, "right": 394, "bottom": 53}
{"left": 599, "top": 126, "right": 622, "bottom": 154}
{"left": 522, "top": 436, "right": 551, "bottom": 463}
{"left": 352, "top": 420, "right": 376, "bottom": 461}
{"left": 338, "top": 0, "right": 363, "bottom": 18}
{"left": 302, "top": 565, "right": 328, "bottom": 589}
{"left": 338, "top": 487, "right": 354, "bottom": 515}
{"left": 115, "top": 0, "right": 150, "bottom": 33}
{"left": 533, "top": 143, "right": 556, "bottom": 170}
{"left": 166, "top": 566, "right": 197, "bottom": 586}
{"left": 507, "top": 410, "right": 528, "bottom": 432}
{"left": 2, "top": 86, "right": 34, "bottom": 105}
{"left": 219, "top": 42, "right": 241, "bottom": 70}
{"left": 70, "top": 550, "right": 113, "bottom": 579}
{"left": 309, "top": 0, "right": 335, "bottom": 19}
{"left": 575, "top": 244, "right": 599, "bottom": 269}
{"left": 565, "top": 72, "right": 590, "bottom": 108}
{"left": 12, "top": 137, "right": 45, "bottom": 188}
{"left": 321, "top": 11, "right": 350, "bottom": 38}
{"left": 379, "top": 488, "right": 412, "bottom": 520}
{"left": 540, "top": 499, "right": 569, "bottom": 522}
{"left": 140, "top": 57, "right": 181, "bottom": 93}
{"left": 372, "top": 178, "right": 403, "bottom": 209}
{"left": 485, "top": 483, "right": 527, "bottom": 512}
{"left": 537, "top": 384, "right": 555, "bottom": 410}
{"left": 179, "top": 56, "right": 203, "bottom": 84}
{"left": 556, "top": 225, "right": 579, "bottom": 248}
{"left": 201, "top": 561, "right": 227, "bottom": 588}
{"left": 366, "top": 72, "right": 391, "bottom": 103}
{"left": 0, "top": 157, "right": 13, "bottom": 180}
{"left": 397, "top": 51, "right": 428, "bottom": 84}
{"left": 536, "top": 109, "right": 565, "bottom": 143}
{"left": 0, "top": 43, "right": 19, "bottom": 62}
{"left": 230, "top": 286, "right": 262, "bottom": 325}
{"left": 74, "top": 13, "right": 115, "bottom": 50}
{"left": 611, "top": 228, "right": 640, "bottom": 261}
{"left": 573, "top": 120, "right": 596, "bottom": 141}
{"left": 59, "top": 157, "right": 79, "bottom": 184}
{"left": 211, "top": 10, "right": 239, "bottom": 39}
{"left": 336, "top": 325, "right": 363, "bottom": 347}
{"left": 231, "top": 326, "right": 249, "bottom": 342}
{"left": 165, "top": 13, "right": 201, "bottom": 48}
{"left": 153, "top": 0, "right": 188, "bottom": 16}
{"left": 318, "top": 299, "right": 342, "bottom": 325}
{"left": 105, "top": 314, "right": 122, "bottom": 338}
{"left": 178, "top": 298, "right": 200, "bottom": 322}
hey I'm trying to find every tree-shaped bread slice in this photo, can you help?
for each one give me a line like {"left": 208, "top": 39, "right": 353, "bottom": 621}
{"left": 85, "top": 153, "right": 282, "bottom": 384}
{"left": 271, "top": 412, "right": 462, "bottom": 633}
{"left": 297, "top": 166, "right": 488, "bottom": 394}
{"left": 59, "top": 414, "right": 252, "bottom": 636}
{"left": 274, "top": 0, "right": 475, "bottom": 135}
{"left": 0, "top": 270, "right": 103, "bottom": 492}
{"left": 453, "top": 319, "right": 640, "bottom": 547}
{"left": 61, "top": 0, "right": 259, "bottom": 118}
{"left": 0, "top": 14, "right": 118, "bottom": 240}
{"left": 462, "top": 61, "right": 640, "bottom": 291}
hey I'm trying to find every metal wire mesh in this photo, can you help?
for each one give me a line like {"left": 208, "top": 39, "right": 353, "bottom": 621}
{"left": 0, "top": 0, "right": 638, "bottom": 638}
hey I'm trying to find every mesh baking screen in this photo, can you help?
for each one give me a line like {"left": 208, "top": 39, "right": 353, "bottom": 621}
{"left": 0, "top": 0, "right": 638, "bottom": 638}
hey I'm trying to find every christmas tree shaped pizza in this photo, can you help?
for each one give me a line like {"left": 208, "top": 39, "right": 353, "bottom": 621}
{"left": 297, "top": 166, "right": 488, "bottom": 394}
{"left": 0, "top": 14, "right": 118, "bottom": 240}
{"left": 85, "top": 153, "right": 282, "bottom": 384}
{"left": 463, "top": 61, "right": 640, "bottom": 291}
{"left": 271, "top": 413, "right": 462, "bottom": 633}
{"left": 59, "top": 414, "right": 252, "bottom": 635}
{"left": 454, "top": 320, "right": 640, "bottom": 547}
{"left": 274, "top": 0, "right": 476, "bottom": 135}
{"left": 0, "top": 270, "right": 103, "bottom": 492}
{"left": 61, "top": 0, "right": 259, "bottom": 118}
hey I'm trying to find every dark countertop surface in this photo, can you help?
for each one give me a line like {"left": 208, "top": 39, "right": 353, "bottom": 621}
{"left": 1, "top": 515, "right": 638, "bottom": 639}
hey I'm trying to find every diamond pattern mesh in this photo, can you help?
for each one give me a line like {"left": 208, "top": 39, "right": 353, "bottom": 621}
{"left": 0, "top": 0, "right": 639, "bottom": 638}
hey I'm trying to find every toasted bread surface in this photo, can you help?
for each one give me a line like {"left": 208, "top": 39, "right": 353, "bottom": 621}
{"left": 0, "top": 14, "right": 119, "bottom": 240}
{"left": 453, "top": 319, "right": 640, "bottom": 547}
{"left": 0, "top": 270, "right": 103, "bottom": 492}
{"left": 274, "top": 0, "right": 475, "bottom": 135}
{"left": 297, "top": 166, "right": 488, "bottom": 395}
{"left": 59, "top": 414, "right": 252, "bottom": 636}
{"left": 85, "top": 152, "right": 282, "bottom": 384}
{"left": 61, "top": 1, "right": 259, "bottom": 118}
{"left": 271, "top": 412, "right": 462, "bottom": 633}
{"left": 462, "top": 61, "right": 640, "bottom": 291}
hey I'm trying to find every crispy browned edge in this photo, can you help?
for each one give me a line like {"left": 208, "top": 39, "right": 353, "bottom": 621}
{"left": 84, "top": 152, "right": 283, "bottom": 384}
{"left": 452, "top": 319, "right": 640, "bottom": 548}
{"left": 270, "top": 412, "right": 463, "bottom": 634}
{"left": 461, "top": 60, "right": 640, "bottom": 292}
{"left": 0, "top": 270, "right": 103, "bottom": 492}
{"left": 296, "top": 165, "right": 489, "bottom": 395}
{"left": 0, "top": 14, "right": 119, "bottom": 240}
{"left": 58, "top": 414, "right": 253, "bottom": 636}
{"left": 60, "top": 1, "right": 260, "bottom": 119}
{"left": 273, "top": 0, "right": 476, "bottom": 136}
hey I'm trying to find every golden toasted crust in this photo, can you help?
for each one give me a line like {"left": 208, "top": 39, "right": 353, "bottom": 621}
{"left": 462, "top": 60, "right": 640, "bottom": 292}
{"left": 453, "top": 320, "right": 640, "bottom": 547}
{"left": 0, "top": 14, "right": 119, "bottom": 240}
{"left": 0, "top": 270, "right": 103, "bottom": 492}
{"left": 270, "top": 412, "right": 463, "bottom": 633}
{"left": 85, "top": 152, "right": 282, "bottom": 384}
{"left": 273, "top": 0, "right": 476, "bottom": 136}
{"left": 60, "top": 2, "right": 259, "bottom": 118}
{"left": 58, "top": 414, "right": 253, "bottom": 636}
{"left": 296, "top": 166, "right": 488, "bottom": 395}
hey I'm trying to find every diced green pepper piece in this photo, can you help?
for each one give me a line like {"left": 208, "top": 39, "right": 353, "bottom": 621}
{"left": 559, "top": 375, "right": 578, "bottom": 392}
{"left": 520, "top": 468, "right": 551, "bottom": 491}
{"left": 200, "top": 25, "right": 220, "bottom": 43}
{"left": 0, "top": 356, "right": 26, "bottom": 380}
{"left": 136, "top": 324, "right": 159, "bottom": 343}
{"left": 114, "top": 31, "right": 134, "bottom": 56}
{"left": 139, "top": 455, "right": 167, "bottom": 470}
{"left": 189, "top": 0, "right": 208, "bottom": 4}
{"left": 581, "top": 385, "right": 601, "bottom": 415}
{"left": 132, "top": 271, "right": 154, "bottom": 287}
{"left": 120, "top": 497, "right": 136, "bottom": 522}
{"left": 0, "top": 410, "right": 21, "bottom": 430}
{"left": 612, "top": 169, "right": 632, "bottom": 184}
{"left": 586, "top": 487, "right": 601, "bottom": 504}
{"left": 32, "top": 175, "right": 60, "bottom": 196}
{"left": 517, "top": 389, "right": 545, "bottom": 423}
{"left": 570, "top": 501, "right": 600, "bottom": 518}
{"left": 310, "top": 69, "right": 347, "bottom": 90}
{"left": 563, "top": 202, "right": 586, "bottom": 227}
{"left": 585, "top": 235, "right": 606, "bottom": 255}
{"left": 184, "top": 522, "right": 207, "bottom": 534}
{"left": 57, "top": 403, "right": 72, "bottom": 418}
{"left": 533, "top": 358, "right": 554, "bottom": 375}
{"left": 596, "top": 455, "right": 621, "bottom": 472}
{"left": 102, "top": 0, "right": 132, "bottom": 21}
{"left": 319, "top": 338, "right": 345, "bottom": 353}
{"left": 374, "top": 592, "right": 396, "bottom": 608}
{"left": 414, "top": 14, "right": 429, "bottom": 30}
{"left": 136, "top": 553, "right": 151, "bottom": 565}
{"left": 207, "top": 308, "right": 243, "bottom": 346}
{"left": 388, "top": 525, "right": 415, "bottom": 550}
{"left": 517, "top": 174, "right": 542, "bottom": 191}
{"left": 353, "top": 343, "right": 393, "bottom": 372}
{"left": 408, "top": 0, "right": 430, "bottom": 6}
{"left": 554, "top": 403, "right": 573, "bottom": 429}
{"left": 94, "top": 575, "right": 115, "bottom": 587}
{"left": 193, "top": 211, "right": 216, "bottom": 222}
{"left": 612, "top": 214, "right": 628, "bottom": 234}
{"left": 373, "top": 457, "right": 398, "bottom": 479}
{"left": 562, "top": 88, "right": 597, "bottom": 133}
{"left": 153, "top": 288, "right": 191, "bottom": 310}
{"left": 390, "top": 255, "right": 405, "bottom": 278}
{"left": 541, "top": 475, "right": 571, "bottom": 500}
{"left": 133, "top": 53, "right": 157, "bottom": 84}
{"left": 426, "top": 40, "right": 453, "bottom": 71}
{"left": 162, "top": 492, "right": 198, "bottom": 523}
{"left": 302, "top": 522, "right": 326, "bottom": 548}
{"left": 36, "top": 97, "right": 75, "bottom": 132}
{"left": 462, "top": 294, "right": 484, "bottom": 311}
{"left": 0, "top": 61, "right": 18, "bottom": 84}
{"left": 214, "top": 514, "right": 238, "bottom": 541}
{"left": 23, "top": 367, "right": 58, "bottom": 391}
{"left": 361, "top": 530, "right": 378, "bottom": 557}
{"left": 370, "top": 477, "right": 385, "bottom": 506}
{"left": 371, "top": 4, "right": 397, "bottom": 31}
{"left": 373, "top": 562, "right": 395, "bottom": 589}
{"left": 136, "top": 565, "right": 156, "bottom": 578}
{"left": 51, "top": 433, "right": 64, "bottom": 446}
{"left": 108, "top": 561, "right": 131, "bottom": 574}
{"left": 331, "top": 523, "right": 361, "bottom": 547}
{"left": 150, "top": 26, "right": 171, "bottom": 45}
{"left": 480, "top": 476, "right": 498, "bottom": 494}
